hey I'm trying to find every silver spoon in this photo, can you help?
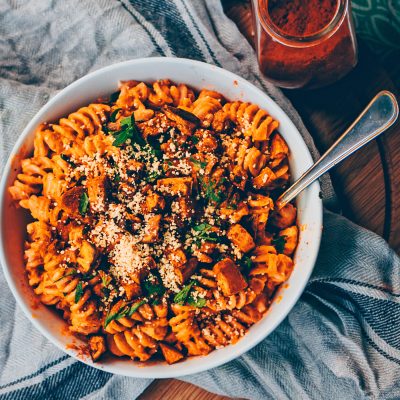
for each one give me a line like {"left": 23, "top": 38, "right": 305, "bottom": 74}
{"left": 277, "top": 90, "right": 399, "bottom": 209}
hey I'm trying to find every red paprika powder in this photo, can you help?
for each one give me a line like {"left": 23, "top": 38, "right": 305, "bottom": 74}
{"left": 251, "top": 0, "right": 358, "bottom": 89}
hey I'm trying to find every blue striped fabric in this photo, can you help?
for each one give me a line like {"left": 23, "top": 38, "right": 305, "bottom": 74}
{"left": 0, "top": 1, "right": 399, "bottom": 399}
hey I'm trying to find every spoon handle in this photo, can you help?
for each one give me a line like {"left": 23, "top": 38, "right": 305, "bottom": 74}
{"left": 277, "top": 90, "right": 399, "bottom": 209}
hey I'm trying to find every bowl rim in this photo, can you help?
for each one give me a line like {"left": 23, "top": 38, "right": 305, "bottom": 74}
{"left": 0, "top": 57, "right": 322, "bottom": 378}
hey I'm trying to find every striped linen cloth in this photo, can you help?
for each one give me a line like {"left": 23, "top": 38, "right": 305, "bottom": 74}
{"left": 1, "top": 1, "right": 399, "bottom": 399}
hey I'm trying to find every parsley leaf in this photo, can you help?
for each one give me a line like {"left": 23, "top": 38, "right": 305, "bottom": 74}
{"left": 60, "top": 154, "right": 76, "bottom": 167}
{"left": 192, "top": 223, "right": 219, "bottom": 244}
{"left": 143, "top": 275, "right": 165, "bottom": 297}
{"left": 174, "top": 280, "right": 197, "bottom": 305}
{"left": 109, "top": 90, "right": 120, "bottom": 104}
{"left": 144, "top": 170, "right": 162, "bottom": 183}
{"left": 128, "top": 299, "right": 146, "bottom": 316}
{"left": 112, "top": 130, "right": 130, "bottom": 147}
{"left": 53, "top": 269, "right": 77, "bottom": 283}
{"left": 113, "top": 114, "right": 146, "bottom": 147}
{"left": 193, "top": 223, "right": 212, "bottom": 232}
{"left": 74, "top": 282, "right": 84, "bottom": 303}
{"left": 199, "top": 177, "right": 225, "bottom": 204}
{"left": 240, "top": 256, "right": 253, "bottom": 270}
{"left": 110, "top": 108, "right": 122, "bottom": 122}
{"left": 100, "top": 273, "right": 112, "bottom": 287}
{"left": 190, "top": 157, "right": 207, "bottom": 169}
{"left": 78, "top": 192, "right": 89, "bottom": 216}
{"left": 104, "top": 299, "right": 147, "bottom": 328}
{"left": 187, "top": 295, "right": 206, "bottom": 308}
{"left": 272, "top": 235, "right": 287, "bottom": 253}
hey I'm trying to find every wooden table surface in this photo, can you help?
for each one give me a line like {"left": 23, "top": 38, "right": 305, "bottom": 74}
{"left": 139, "top": 1, "right": 400, "bottom": 399}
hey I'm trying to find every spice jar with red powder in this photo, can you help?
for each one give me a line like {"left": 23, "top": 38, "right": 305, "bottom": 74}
{"left": 251, "top": 0, "right": 358, "bottom": 89}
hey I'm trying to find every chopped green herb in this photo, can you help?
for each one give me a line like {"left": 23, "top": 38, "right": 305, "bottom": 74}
{"left": 109, "top": 90, "right": 121, "bottom": 104}
{"left": 110, "top": 108, "right": 122, "bottom": 122}
{"left": 114, "top": 171, "right": 121, "bottom": 182}
{"left": 100, "top": 274, "right": 112, "bottom": 287}
{"left": 79, "top": 192, "right": 89, "bottom": 216}
{"left": 191, "top": 136, "right": 200, "bottom": 145}
{"left": 174, "top": 280, "right": 197, "bottom": 305}
{"left": 240, "top": 256, "right": 253, "bottom": 270}
{"left": 113, "top": 114, "right": 146, "bottom": 147}
{"left": 272, "top": 235, "right": 287, "bottom": 253}
{"left": 83, "top": 225, "right": 91, "bottom": 235}
{"left": 144, "top": 170, "right": 162, "bottom": 183}
{"left": 128, "top": 299, "right": 146, "bottom": 316}
{"left": 199, "top": 177, "right": 225, "bottom": 204}
{"left": 192, "top": 223, "right": 219, "bottom": 244}
{"left": 190, "top": 157, "right": 207, "bottom": 169}
{"left": 193, "top": 223, "right": 212, "bottom": 232}
{"left": 187, "top": 295, "right": 206, "bottom": 308}
{"left": 143, "top": 276, "right": 165, "bottom": 297}
{"left": 74, "top": 282, "right": 84, "bottom": 303}
{"left": 53, "top": 269, "right": 77, "bottom": 283}
{"left": 60, "top": 154, "right": 76, "bottom": 167}
{"left": 104, "top": 299, "right": 147, "bottom": 328}
{"left": 112, "top": 130, "right": 130, "bottom": 147}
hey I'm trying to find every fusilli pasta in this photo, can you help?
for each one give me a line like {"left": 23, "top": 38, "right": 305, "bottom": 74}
{"left": 9, "top": 80, "right": 298, "bottom": 364}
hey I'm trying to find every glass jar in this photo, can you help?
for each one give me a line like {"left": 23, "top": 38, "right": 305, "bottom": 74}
{"left": 251, "top": 0, "right": 358, "bottom": 89}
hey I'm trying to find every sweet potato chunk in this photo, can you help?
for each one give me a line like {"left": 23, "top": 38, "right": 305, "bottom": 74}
{"left": 77, "top": 240, "right": 96, "bottom": 273}
{"left": 141, "top": 214, "right": 161, "bottom": 243}
{"left": 144, "top": 192, "right": 165, "bottom": 213}
{"left": 279, "top": 226, "right": 298, "bottom": 255}
{"left": 87, "top": 175, "right": 108, "bottom": 212}
{"left": 89, "top": 335, "right": 106, "bottom": 361}
{"left": 163, "top": 106, "right": 200, "bottom": 135}
{"left": 227, "top": 224, "right": 255, "bottom": 253}
{"left": 168, "top": 247, "right": 187, "bottom": 268}
{"left": 213, "top": 258, "right": 247, "bottom": 296}
{"left": 159, "top": 343, "right": 184, "bottom": 364}
{"left": 175, "top": 257, "right": 198, "bottom": 284}
{"left": 122, "top": 282, "right": 142, "bottom": 300}
{"left": 157, "top": 177, "right": 192, "bottom": 196}
{"left": 61, "top": 186, "right": 86, "bottom": 218}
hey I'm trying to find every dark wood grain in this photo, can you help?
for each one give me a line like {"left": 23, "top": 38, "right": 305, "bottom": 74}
{"left": 141, "top": 1, "right": 400, "bottom": 399}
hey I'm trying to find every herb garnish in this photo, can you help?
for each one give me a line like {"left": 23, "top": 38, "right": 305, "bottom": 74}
{"left": 100, "top": 272, "right": 112, "bottom": 287}
{"left": 143, "top": 275, "right": 166, "bottom": 298}
{"left": 79, "top": 192, "right": 89, "bottom": 216}
{"left": 199, "top": 177, "right": 225, "bottom": 204}
{"left": 109, "top": 90, "right": 121, "bottom": 104}
{"left": 190, "top": 157, "right": 207, "bottom": 169}
{"left": 60, "top": 154, "right": 76, "bottom": 167}
{"left": 192, "top": 223, "right": 220, "bottom": 246}
{"left": 240, "top": 255, "right": 253, "bottom": 270}
{"left": 53, "top": 269, "right": 77, "bottom": 283}
{"left": 110, "top": 108, "right": 122, "bottom": 122}
{"left": 113, "top": 114, "right": 146, "bottom": 147}
{"left": 174, "top": 280, "right": 197, "bottom": 305}
{"left": 191, "top": 136, "right": 200, "bottom": 145}
{"left": 144, "top": 170, "right": 162, "bottom": 183}
{"left": 272, "top": 235, "right": 287, "bottom": 253}
{"left": 174, "top": 280, "right": 205, "bottom": 308}
{"left": 187, "top": 295, "right": 206, "bottom": 308}
{"left": 74, "top": 282, "right": 84, "bottom": 303}
{"left": 104, "top": 299, "right": 147, "bottom": 328}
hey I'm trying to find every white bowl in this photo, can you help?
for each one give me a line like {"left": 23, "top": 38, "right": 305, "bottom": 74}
{"left": 0, "top": 57, "right": 322, "bottom": 378}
